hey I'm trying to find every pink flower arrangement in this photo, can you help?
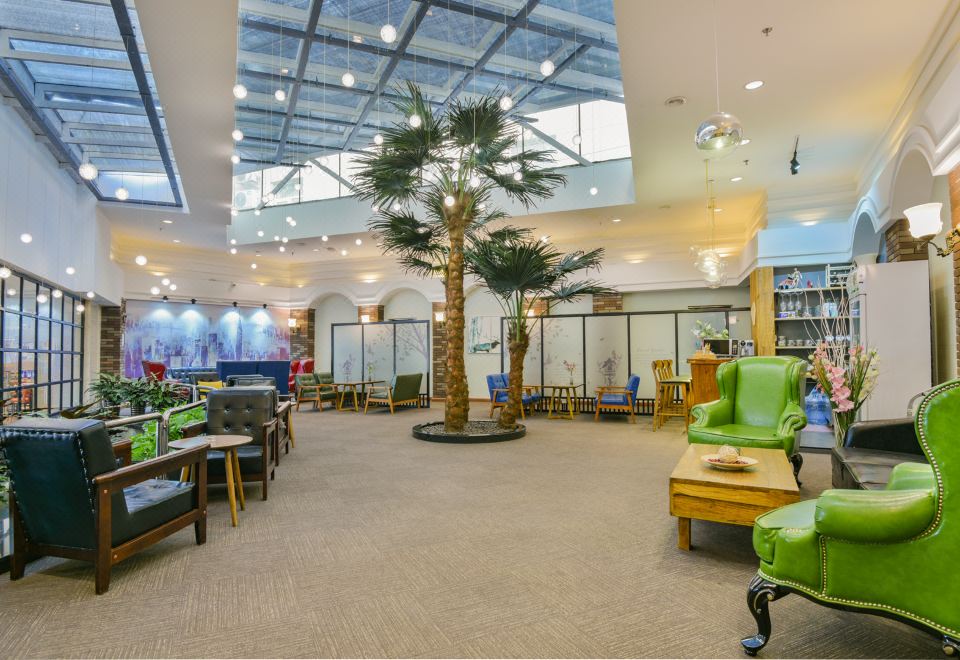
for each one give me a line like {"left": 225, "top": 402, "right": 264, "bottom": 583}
{"left": 809, "top": 342, "right": 879, "bottom": 445}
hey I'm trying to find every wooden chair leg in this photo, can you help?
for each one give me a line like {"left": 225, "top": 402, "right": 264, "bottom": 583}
{"left": 287, "top": 412, "right": 295, "bottom": 448}
{"left": 195, "top": 459, "right": 207, "bottom": 545}
{"left": 364, "top": 395, "right": 370, "bottom": 413}
{"left": 388, "top": 398, "right": 395, "bottom": 414}
{"left": 224, "top": 453, "right": 238, "bottom": 527}
{"left": 10, "top": 496, "right": 26, "bottom": 581}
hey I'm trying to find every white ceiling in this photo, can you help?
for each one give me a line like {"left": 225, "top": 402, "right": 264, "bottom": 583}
{"left": 105, "top": 0, "right": 953, "bottom": 289}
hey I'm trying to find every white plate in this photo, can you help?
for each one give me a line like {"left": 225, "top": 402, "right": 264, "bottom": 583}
{"left": 701, "top": 454, "right": 760, "bottom": 471}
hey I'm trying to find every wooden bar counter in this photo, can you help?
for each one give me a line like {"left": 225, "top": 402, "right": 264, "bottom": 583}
{"left": 687, "top": 354, "right": 733, "bottom": 407}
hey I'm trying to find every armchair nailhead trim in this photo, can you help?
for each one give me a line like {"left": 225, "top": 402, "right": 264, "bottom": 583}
{"left": 757, "top": 569, "right": 958, "bottom": 637}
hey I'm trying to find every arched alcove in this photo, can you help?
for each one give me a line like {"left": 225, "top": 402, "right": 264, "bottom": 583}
{"left": 889, "top": 149, "right": 935, "bottom": 221}
{"left": 381, "top": 287, "right": 432, "bottom": 321}
{"left": 851, "top": 211, "right": 883, "bottom": 261}
{"left": 312, "top": 293, "right": 357, "bottom": 372}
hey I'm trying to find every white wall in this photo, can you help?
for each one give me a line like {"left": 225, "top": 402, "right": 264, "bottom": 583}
{"left": 313, "top": 294, "right": 356, "bottom": 372}
{"left": 383, "top": 288, "right": 431, "bottom": 321}
{"left": 929, "top": 176, "right": 956, "bottom": 384}
{"left": 0, "top": 104, "right": 123, "bottom": 303}
{"left": 464, "top": 288, "right": 504, "bottom": 399}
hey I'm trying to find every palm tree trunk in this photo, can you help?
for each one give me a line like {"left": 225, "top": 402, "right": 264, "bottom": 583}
{"left": 499, "top": 324, "right": 529, "bottom": 430}
{"left": 444, "top": 215, "right": 469, "bottom": 432}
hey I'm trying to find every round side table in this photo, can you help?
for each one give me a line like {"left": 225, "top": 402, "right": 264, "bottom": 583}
{"left": 170, "top": 434, "right": 251, "bottom": 527}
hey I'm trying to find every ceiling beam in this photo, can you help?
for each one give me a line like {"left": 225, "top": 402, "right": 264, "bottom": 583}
{"left": 442, "top": 0, "right": 540, "bottom": 108}
{"left": 341, "top": 1, "right": 431, "bottom": 152}
{"left": 274, "top": 0, "right": 324, "bottom": 163}
{"left": 110, "top": 0, "right": 182, "bottom": 206}
{"left": 310, "top": 158, "right": 354, "bottom": 191}
{"left": 514, "top": 116, "right": 590, "bottom": 166}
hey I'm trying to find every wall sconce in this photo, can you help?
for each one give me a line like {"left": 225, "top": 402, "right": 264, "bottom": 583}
{"left": 287, "top": 317, "right": 297, "bottom": 328}
{"left": 360, "top": 314, "right": 371, "bottom": 324}
{"left": 434, "top": 311, "right": 445, "bottom": 323}
{"left": 905, "top": 202, "right": 958, "bottom": 257}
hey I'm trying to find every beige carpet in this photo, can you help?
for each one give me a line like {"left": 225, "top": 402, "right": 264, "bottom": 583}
{"left": 0, "top": 407, "right": 939, "bottom": 658}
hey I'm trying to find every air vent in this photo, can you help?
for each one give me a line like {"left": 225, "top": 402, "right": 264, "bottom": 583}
{"left": 664, "top": 96, "right": 687, "bottom": 107}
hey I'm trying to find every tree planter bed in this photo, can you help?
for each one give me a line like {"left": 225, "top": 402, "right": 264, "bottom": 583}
{"left": 412, "top": 421, "right": 526, "bottom": 443}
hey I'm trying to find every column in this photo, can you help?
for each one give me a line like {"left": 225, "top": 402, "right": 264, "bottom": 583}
{"left": 592, "top": 292, "right": 623, "bottom": 313}
{"left": 99, "top": 299, "right": 125, "bottom": 375}
{"left": 749, "top": 267, "right": 775, "bottom": 356}
{"left": 289, "top": 308, "right": 315, "bottom": 360}
{"left": 884, "top": 218, "right": 929, "bottom": 262}
{"left": 358, "top": 304, "right": 384, "bottom": 323}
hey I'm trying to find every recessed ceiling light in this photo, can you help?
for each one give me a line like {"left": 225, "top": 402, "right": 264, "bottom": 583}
{"left": 172, "top": 239, "right": 181, "bottom": 243}
{"left": 802, "top": 221, "right": 818, "bottom": 226}
{"left": 162, "top": 219, "right": 174, "bottom": 224}
{"left": 744, "top": 80, "right": 764, "bottom": 90}
{"left": 611, "top": 218, "right": 621, "bottom": 223}
{"left": 161, "top": 278, "right": 170, "bottom": 286}
{"left": 730, "top": 176, "right": 743, "bottom": 182}
{"left": 19, "top": 233, "right": 32, "bottom": 244}
{"left": 715, "top": 208, "right": 724, "bottom": 213}
{"left": 740, "top": 138, "right": 751, "bottom": 145}
{"left": 341, "top": 249, "right": 348, "bottom": 256}
{"left": 135, "top": 255, "right": 148, "bottom": 266}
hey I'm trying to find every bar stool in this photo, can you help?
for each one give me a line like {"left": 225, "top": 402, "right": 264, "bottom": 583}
{"left": 652, "top": 359, "right": 692, "bottom": 431}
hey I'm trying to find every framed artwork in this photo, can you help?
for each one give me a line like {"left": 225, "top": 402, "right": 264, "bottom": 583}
{"left": 468, "top": 316, "right": 501, "bottom": 353}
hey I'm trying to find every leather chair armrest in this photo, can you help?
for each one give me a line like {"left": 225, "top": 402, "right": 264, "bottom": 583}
{"left": 844, "top": 418, "right": 922, "bottom": 455}
{"left": 886, "top": 462, "right": 936, "bottom": 491}
{"left": 777, "top": 402, "right": 807, "bottom": 437}
{"left": 690, "top": 399, "right": 733, "bottom": 428}
{"left": 181, "top": 421, "right": 208, "bottom": 439}
{"left": 93, "top": 443, "right": 209, "bottom": 492}
{"left": 814, "top": 488, "right": 936, "bottom": 543}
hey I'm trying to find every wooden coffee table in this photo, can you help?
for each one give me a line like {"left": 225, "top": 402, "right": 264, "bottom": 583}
{"left": 170, "top": 434, "right": 251, "bottom": 527}
{"left": 668, "top": 444, "right": 801, "bottom": 551}
{"left": 332, "top": 380, "right": 385, "bottom": 412}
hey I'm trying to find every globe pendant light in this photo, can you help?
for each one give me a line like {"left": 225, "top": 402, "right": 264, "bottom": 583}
{"left": 380, "top": 24, "right": 397, "bottom": 44}
{"left": 115, "top": 186, "right": 129, "bottom": 201}
{"left": 341, "top": 71, "right": 355, "bottom": 88}
{"left": 275, "top": 88, "right": 287, "bottom": 101}
{"left": 695, "top": 3, "right": 742, "bottom": 159}
{"left": 499, "top": 95, "right": 513, "bottom": 112}
{"left": 539, "top": 59, "right": 555, "bottom": 77}
{"left": 78, "top": 160, "right": 98, "bottom": 181}
{"left": 373, "top": 133, "right": 384, "bottom": 145}
{"left": 232, "top": 129, "right": 244, "bottom": 141}
{"left": 409, "top": 114, "right": 422, "bottom": 128}
{"left": 233, "top": 83, "right": 248, "bottom": 99}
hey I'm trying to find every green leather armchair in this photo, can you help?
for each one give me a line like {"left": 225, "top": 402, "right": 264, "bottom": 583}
{"left": 294, "top": 372, "right": 338, "bottom": 411}
{"left": 364, "top": 373, "right": 423, "bottom": 414}
{"left": 688, "top": 356, "right": 807, "bottom": 477}
{"left": 742, "top": 379, "right": 960, "bottom": 657}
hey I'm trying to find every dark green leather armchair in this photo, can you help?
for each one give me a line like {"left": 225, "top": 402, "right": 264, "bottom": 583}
{"left": 0, "top": 418, "right": 207, "bottom": 594}
{"left": 688, "top": 356, "right": 807, "bottom": 477}
{"left": 364, "top": 373, "right": 423, "bottom": 413}
{"left": 294, "top": 372, "right": 338, "bottom": 411}
{"left": 742, "top": 379, "right": 960, "bottom": 656}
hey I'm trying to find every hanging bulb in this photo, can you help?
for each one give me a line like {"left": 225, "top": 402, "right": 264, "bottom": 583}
{"left": 275, "top": 88, "right": 287, "bottom": 101}
{"left": 695, "top": 111, "right": 743, "bottom": 159}
{"left": 321, "top": 235, "right": 329, "bottom": 242}
{"left": 230, "top": 154, "right": 240, "bottom": 165}
{"left": 469, "top": 175, "right": 480, "bottom": 188}
{"left": 373, "top": 133, "right": 384, "bottom": 145}
{"left": 444, "top": 195, "right": 456, "bottom": 207}
{"left": 230, "top": 208, "right": 238, "bottom": 217}
{"left": 231, "top": 129, "right": 244, "bottom": 141}
{"left": 539, "top": 59, "right": 555, "bottom": 77}
{"left": 233, "top": 83, "right": 248, "bottom": 99}
{"left": 135, "top": 255, "right": 148, "bottom": 266}
{"left": 341, "top": 71, "right": 355, "bottom": 88}
{"left": 257, "top": 230, "right": 264, "bottom": 237}
{"left": 150, "top": 286, "right": 161, "bottom": 295}
{"left": 78, "top": 161, "right": 98, "bottom": 180}
{"left": 408, "top": 113, "right": 422, "bottom": 128}
{"left": 513, "top": 171, "right": 523, "bottom": 181}
{"left": 392, "top": 202, "right": 402, "bottom": 211}
{"left": 589, "top": 186, "right": 598, "bottom": 196}
{"left": 52, "top": 289, "right": 62, "bottom": 299}
{"left": 281, "top": 236, "right": 289, "bottom": 243}
{"left": 499, "top": 95, "right": 514, "bottom": 111}
{"left": 572, "top": 134, "right": 582, "bottom": 146}
{"left": 380, "top": 23, "right": 397, "bottom": 43}
{"left": 115, "top": 186, "right": 129, "bottom": 201}
{"left": 254, "top": 209, "right": 261, "bottom": 216}
{"left": 289, "top": 218, "right": 297, "bottom": 227}
{"left": 0, "top": 267, "right": 10, "bottom": 279}
{"left": 279, "top": 246, "right": 286, "bottom": 252}
{"left": 76, "top": 303, "right": 85, "bottom": 312}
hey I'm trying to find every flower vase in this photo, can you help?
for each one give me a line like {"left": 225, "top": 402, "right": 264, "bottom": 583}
{"left": 832, "top": 410, "right": 849, "bottom": 448}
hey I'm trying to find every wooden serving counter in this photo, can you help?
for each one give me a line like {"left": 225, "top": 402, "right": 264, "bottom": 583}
{"left": 687, "top": 354, "right": 733, "bottom": 406}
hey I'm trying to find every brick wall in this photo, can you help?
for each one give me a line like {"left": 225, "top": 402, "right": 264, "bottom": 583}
{"left": 99, "top": 300, "right": 125, "bottom": 375}
{"left": 884, "top": 218, "right": 928, "bottom": 262}
{"left": 289, "top": 307, "right": 315, "bottom": 360}
{"left": 592, "top": 292, "right": 623, "bottom": 313}
{"left": 358, "top": 304, "right": 384, "bottom": 323}
{"left": 525, "top": 297, "right": 550, "bottom": 317}
{"left": 431, "top": 302, "right": 447, "bottom": 397}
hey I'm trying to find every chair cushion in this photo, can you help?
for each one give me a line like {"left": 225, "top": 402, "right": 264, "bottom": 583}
{"left": 114, "top": 479, "right": 194, "bottom": 545}
{"left": 207, "top": 446, "right": 264, "bottom": 476}
{"left": 598, "top": 393, "right": 629, "bottom": 406}
{"left": 687, "top": 424, "right": 785, "bottom": 450}
{"left": 752, "top": 499, "right": 822, "bottom": 590}
{"left": 315, "top": 372, "right": 335, "bottom": 385}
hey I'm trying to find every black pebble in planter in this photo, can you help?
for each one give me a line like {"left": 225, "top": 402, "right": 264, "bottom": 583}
{"left": 412, "top": 420, "right": 526, "bottom": 443}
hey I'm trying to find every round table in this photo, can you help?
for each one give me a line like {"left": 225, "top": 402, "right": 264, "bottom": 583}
{"left": 170, "top": 434, "right": 251, "bottom": 527}
{"left": 543, "top": 384, "right": 582, "bottom": 420}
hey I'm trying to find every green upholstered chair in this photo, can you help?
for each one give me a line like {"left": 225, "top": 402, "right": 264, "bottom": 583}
{"left": 688, "top": 356, "right": 807, "bottom": 477}
{"left": 0, "top": 418, "right": 208, "bottom": 594}
{"left": 741, "top": 379, "right": 960, "bottom": 657}
{"left": 364, "top": 373, "right": 423, "bottom": 413}
{"left": 294, "top": 372, "right": 339, "bottom": 411}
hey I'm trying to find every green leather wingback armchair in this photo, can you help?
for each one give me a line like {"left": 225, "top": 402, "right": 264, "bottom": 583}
{"left": 741, "top": 379, "right": 960, "bottom": 657}
{"left": 364, "top": 373, "right": 423, "bottom": 413}
{"left": 688, "top": 356, "right": 807, "bottom": 477}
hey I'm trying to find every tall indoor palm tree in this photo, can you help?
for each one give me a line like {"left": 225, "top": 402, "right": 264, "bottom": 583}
{"left": 467, "top": 237, "right": 610, "bottom": 429}
{"left": 353, "top": 83, "right": 565, "bottom": 433}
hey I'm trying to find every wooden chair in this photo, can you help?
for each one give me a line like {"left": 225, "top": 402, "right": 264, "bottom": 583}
{"left": 486, "top": 373, "right": 542, "bottom": 419}
{"left": 652, "top": 359, "right": 691, "bottom": 431}
{"left": 294, "top": 373, "right": 339, "bottom": 411}
{"left": 364, "top": 373, "right": 423, "bottom": 414}
{"left": 594, "top": 374, "right": 641, "bottom": 423}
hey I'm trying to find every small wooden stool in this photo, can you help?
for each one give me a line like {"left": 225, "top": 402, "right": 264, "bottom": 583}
{"left": 171, "top": 434, "right": 251, "bottom": 527}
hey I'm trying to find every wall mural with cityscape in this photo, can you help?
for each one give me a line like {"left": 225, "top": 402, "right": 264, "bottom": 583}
{"left": 123, "top": 300, "right": 291, "bottom": 377}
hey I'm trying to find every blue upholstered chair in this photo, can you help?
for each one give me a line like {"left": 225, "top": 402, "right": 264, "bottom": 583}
{"left": 594, "top": 374, "right": 641, "bottom": 423}
{"left": 486, "top": 373, "right": 541, "bottom": 419}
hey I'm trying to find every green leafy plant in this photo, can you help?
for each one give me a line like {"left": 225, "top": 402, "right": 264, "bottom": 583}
{"left": 87, "top": 372, "right": 127, "bottom": 406}
{"left": 467, "top": 237, "right": 610, "bottom": 429}
{"left": 129, "top": 405, "right": 206, "bottom": 462}
{"left": 353, "top": 83, "right": 565, "bottom": 432}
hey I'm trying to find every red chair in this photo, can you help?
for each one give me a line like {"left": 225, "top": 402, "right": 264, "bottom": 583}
{"left": 288, "top": 360, "right": 302, "bottom": 392}
{"left": 141, "top": 360, "right": 166, "bottom": 381}
{"left": 301, "top": 358, "right": 314, "bottom": 374}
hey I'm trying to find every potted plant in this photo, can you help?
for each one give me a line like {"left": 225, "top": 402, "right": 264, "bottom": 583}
{"left": 354, "top": 83, "right": 565, "bottom": 433}
{"left": 467, "top": 236, "right": 610, "bottom": 429}
{"left": 87, "top": 373, "right": 127, "bottom": 415}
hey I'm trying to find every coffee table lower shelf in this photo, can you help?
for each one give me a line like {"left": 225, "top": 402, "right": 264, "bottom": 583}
{"left": 668, "top": 444, "right": 801, "bottom": 551}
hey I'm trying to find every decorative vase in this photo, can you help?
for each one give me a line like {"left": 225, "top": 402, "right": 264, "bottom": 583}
{"left": 130, "top": 403, "right": 146, "bottom": 417}
{"left": 832, "top": 410, "right": 848, "bottom": 447}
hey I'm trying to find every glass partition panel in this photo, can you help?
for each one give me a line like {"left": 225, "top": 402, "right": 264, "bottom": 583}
{"left": 541, "top": 317, "right": 584, "bottom": 387}
{"left": 728, "top": 310, "right": 752, "bottom": 341}
{"left": 363, "top": 323, "right": 394, "bottom": 383}
{"left": 585, "top": 315, "right": 629, "bottom": 392}
{"left": 331, "top": 324, "right": 363, "bottom": 382}
{"left": 395, "top": 322, "right": 430, "bottom": 393}
{"left": 629, "top": 314, "right": 677, "bottom": 400}
{"left": 676, "top": 311, "right": 727, "bottom": 375}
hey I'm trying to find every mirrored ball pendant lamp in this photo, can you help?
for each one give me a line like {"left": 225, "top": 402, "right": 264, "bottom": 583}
{"left": 695, "top": 111, "right": 743, "bottom": 159}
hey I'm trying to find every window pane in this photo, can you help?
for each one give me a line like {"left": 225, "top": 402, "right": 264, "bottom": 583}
{"left": 579, "top": 100, "right": 631, "bottom": 162}
{"left": 232, "top": 170, "right": 262, "bottom": 210}
{"left": 37, "top": 286, "right": 52, "bottom": 318}
{"left": 74, "top": 326, "right": 82, "bottom": 353}
{"left": 37, "top": 320, "right": 50, "bottom": 351}
{"left": 3, "top": 352, "right": 17, "bottom": 393}
{"left": 50, "top": 383, "right": 62, "bottom": 411}
{"left": 262, "top": 165, "right": 300, "bottom": 206}
{"left": 3, "top": 313, "right": 19, "bottom": 349}
{"left": 522, "top": 106, "right": 579, "bottom": 168}
{"left": 3, "top": 280, "right": 20, "bottom": 311}
{"left": 301, "top": 160, "right": 340, "bottom": 201}
{"left": 21, "top": 316, "right": 35, "bottom": 350}
{"left": 21, "top": 281, "right": 36, "bottom": 316}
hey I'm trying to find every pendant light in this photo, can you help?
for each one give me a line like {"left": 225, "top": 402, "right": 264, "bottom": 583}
{"left": 539, "top": 59, "right": 555, "bottom": 77}
{"left": 233, "top": 83, "right": 248, "bottom": 99}
{"left": 695, "top": 1, "right": 742, "bottom": 159}
{"left": 78, "top": 161, "right": 98, "bottom": 181}
{"left": 343, "top": 1, "right": 355, "bottom": 89}
{"left": 690, "top": 160, "right": 728, "bottom": 288}
{"left": 115, "top": 186, "right": 129, "bottom": 201}
{"left": 380, "top": 0, "right": 396, "bottom": 43}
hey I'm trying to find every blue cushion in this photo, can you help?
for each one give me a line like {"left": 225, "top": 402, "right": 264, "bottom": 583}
{"left": 521, "top": 393, "right": 541, "bottom": 404}
{"left": 598, "top": 393, "right": 629, "bottom": 406}
{"left": 626, "top": 374, "right": 641, "bottom": 396}
{"left": 494, "top": 391, "right": 509, "bottom": 403}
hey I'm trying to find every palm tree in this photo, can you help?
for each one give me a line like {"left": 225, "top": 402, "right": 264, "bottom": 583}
{"left": 353, "top": 83, "right": 565, "bottom": 433}
{"left": 466, "top": 237, "right": 610, "bottom": 429}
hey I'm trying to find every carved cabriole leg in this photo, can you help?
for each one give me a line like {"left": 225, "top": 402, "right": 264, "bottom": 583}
{"left": 943, "top": 636, "right": 960, "bottom": 656}
{"left": 790, "top": 453, "right": 803, "bottom": 483}
{"left": 741, "top": 574, "right": 788, "bottom": 656}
